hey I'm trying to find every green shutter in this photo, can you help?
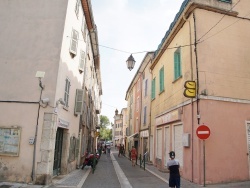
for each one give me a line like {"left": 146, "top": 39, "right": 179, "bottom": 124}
{"left": 159, "top": 67, "right": 164, "bottom": 92}
{"left": 174, "top": 50, "right": 181, "bottom": 80}
{"left": 151, "top": 78, "right": 155, "bottom": 99}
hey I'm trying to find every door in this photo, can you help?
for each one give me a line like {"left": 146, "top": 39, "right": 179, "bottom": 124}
{"left": 53, "top": 128, "right": 64, "bottom": 176}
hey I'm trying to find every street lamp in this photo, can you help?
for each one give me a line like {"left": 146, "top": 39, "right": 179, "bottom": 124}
{"left": 126, "top": 54, "right": 136, "bottom": 71}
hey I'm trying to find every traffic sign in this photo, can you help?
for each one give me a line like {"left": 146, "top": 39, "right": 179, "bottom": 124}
{"left": 196, "top": 125, "right": 210, "bottom": 140}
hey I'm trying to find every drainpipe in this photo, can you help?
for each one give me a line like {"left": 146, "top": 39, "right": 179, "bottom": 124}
{"left": 193, "top": 13, "right": 200, "bottom": 125}
{"left": 32, "top": 78, "right": 44, "bottom": 183}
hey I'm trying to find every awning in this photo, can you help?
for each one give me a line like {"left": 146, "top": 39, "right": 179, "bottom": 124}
{"left": 127, "top": 132, "right": 139, "bottom": 139}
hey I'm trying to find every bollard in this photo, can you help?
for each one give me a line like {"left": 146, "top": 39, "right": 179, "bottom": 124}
{"left": 139, "top": 154, "right": 142, "bottom": 168}
{"left": 143, "top": 154, "right": 145, "bottom": 170}
{"left": 92, "top": 152, "right": 96, "bottom": 174}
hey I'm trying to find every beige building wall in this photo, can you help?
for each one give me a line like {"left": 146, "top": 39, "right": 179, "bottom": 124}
{"left": 0, "top": 0, "right": 101, "bottom": 184}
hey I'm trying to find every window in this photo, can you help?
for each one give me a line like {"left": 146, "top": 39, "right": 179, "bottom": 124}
{"left": 74, "top": 89, "right": 84, "bottom": 115}
{"left": 81, "top": 19, "right": 87, "bottom": 41}
{"left": 151, "top": 78, "right": 156, "bottom": 100}
{"left": 75, "top": 0, "right": 80, "bottom": 18}
{"left": 219, "top": 0, "right": 231, "bottom": 3}
{"left": 143, "top": 106, "right": 147, "bottom": 125}
{"left": 69, "top": 29, "right": 79, "bottom": 56}
{"left": 174, "top": 48, "right": 182, "bottom": 80}
{"left": 136, "top": 97, "right": 139, "bottom": 112}
{"left": 64, "top": 78, "right": 71, "bottom": 107}
{"left": 159, "top": 67, "right": 164, "bottom": 93}
{"left": 79, "top": 50, "right": 85, "bottom": 73}
{"left": 144, "top": 79, "right": 148, "bottom": 97}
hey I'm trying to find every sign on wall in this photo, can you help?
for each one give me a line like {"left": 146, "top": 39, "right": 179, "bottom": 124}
{"left": 0, "top": 127, "right": 21, "bottom": 156}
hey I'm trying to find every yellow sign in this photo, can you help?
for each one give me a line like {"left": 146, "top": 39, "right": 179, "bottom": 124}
{"left": 184, "top": 81, "right": 196, "bottom": 98}
{"left": 95, "top": 132, "right": 100, "bottom": 137}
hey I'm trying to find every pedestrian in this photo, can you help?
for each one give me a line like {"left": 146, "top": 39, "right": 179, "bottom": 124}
{"left": 167, "top": 151, "right": 180, "bottom": 188}
{"left": 121, "top": 144, "right": 125, "bottom": 156}
{"left": 130, "top": 146, "right": 137, "bottom": 167}
{"left": 118, "top": 144, "right": 122, "bottom": 157}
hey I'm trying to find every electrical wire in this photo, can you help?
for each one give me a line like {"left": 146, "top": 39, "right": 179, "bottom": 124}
{"left": 197, "top": 0, "right": 241, "bottom": 42}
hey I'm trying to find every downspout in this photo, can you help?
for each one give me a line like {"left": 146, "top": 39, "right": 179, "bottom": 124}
{"left": 183, "top": 11, "right": 194, "bottom": 182}
{"left": 32, "top": 78, "right": 44, "bottom": 182}
{"left": 193, "top": 12, "right": 200, "bottom": 125}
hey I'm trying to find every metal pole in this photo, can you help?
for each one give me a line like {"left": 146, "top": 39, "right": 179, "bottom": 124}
{"left": 203, "top": 140, "right": 206, "bottom": 187}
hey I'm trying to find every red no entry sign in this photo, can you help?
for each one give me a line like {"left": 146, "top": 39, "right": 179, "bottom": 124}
{"left": 196, "top": 125, "right": 210, "bottom": 140}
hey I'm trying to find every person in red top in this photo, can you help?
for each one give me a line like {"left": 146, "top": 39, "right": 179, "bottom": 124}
{"left": 130, "top": 146, "right": 137, "bottom": 167}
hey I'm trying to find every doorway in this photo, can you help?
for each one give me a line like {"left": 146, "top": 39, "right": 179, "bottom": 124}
{"left": 53, "top": 128, "right": 64, "bottom": 176}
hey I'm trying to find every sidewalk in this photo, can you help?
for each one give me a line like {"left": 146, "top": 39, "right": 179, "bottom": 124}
{"left": 1, "top": 150, "right": 250, "bottom": 188}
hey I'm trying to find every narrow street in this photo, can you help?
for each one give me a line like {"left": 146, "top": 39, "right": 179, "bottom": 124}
{"left": 82, "top": 149, "right": 167, "bottom": 188}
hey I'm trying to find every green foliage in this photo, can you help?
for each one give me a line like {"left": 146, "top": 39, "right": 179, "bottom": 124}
{"left": 100, "top": 127, "right": 112, "bottom": 140}
{"left": 99, "top": 115, "right": 112, "bottom": 140}
{"left": 100, "top": 115, "right": 110, "bottom": 128}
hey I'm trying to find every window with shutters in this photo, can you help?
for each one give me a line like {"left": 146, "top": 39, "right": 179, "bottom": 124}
{"left": 219, "top": 0, "right": 231, "bottom": 3}
{"left": 69, "top": 29, "right": 79, "bottom": 56}
{"left": 79, "top": 50, "right": 85, "bottom": 73}
{"left": 81, "top": 19, "right": 87, "bottom": 41}
{"left": 174, "top": 48, "right": 182, "bottom": 80}
{"left": 144, "top": 79, "right": 148, "bottom": 97}
{"left": 159, "top": 67, "right": 164, "bottom": 93}
{"left": 64, "top": 78, "right": 70, "bottom": 107}
{"left": 75, "top": 0, "right": 80, "bottom": 18}
{"left": 143, "top": 106, "right": 147, "bottom": 125}
{"left": 151, "top": 78, "right": 156, "bottom": 100}
{"left": 75, "top": 89, "right": 84, "bottom": 115}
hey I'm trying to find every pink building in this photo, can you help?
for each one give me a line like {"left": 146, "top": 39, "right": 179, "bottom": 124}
{"left": 150, "top": 0, "right": 250, "bottom": 185}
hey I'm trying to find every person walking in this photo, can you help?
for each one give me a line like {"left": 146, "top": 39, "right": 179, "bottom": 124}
{"left": 130, "top": 146, "right": 137, "bottom": 167}
{"left": 167, "top": 151, "right": 180, "bottom": 188}
{"left": 118, "top": 144, "right": 122, "bottom": 157}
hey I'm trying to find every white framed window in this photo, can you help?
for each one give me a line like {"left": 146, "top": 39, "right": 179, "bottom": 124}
{"left": 79, "top": 50, "right": 85, "bottom": 73}
{"left": 74, "top": 89, "right": 84, "bottom": 115}
{"left": 69, "top": 29, "right": 79, "bottom": 56}
{"left": 75, "top": 0, "right": 80, "bottom": 18}
{"left": 64, "top": 78, "right": 71, "bottom": 107}
{"left": 81, "top": 19, "right": 87, "bottom": 41}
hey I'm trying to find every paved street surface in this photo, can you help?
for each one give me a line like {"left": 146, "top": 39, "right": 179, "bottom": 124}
{"left": 1, "top": 147, "right": 250, "bottom": 187}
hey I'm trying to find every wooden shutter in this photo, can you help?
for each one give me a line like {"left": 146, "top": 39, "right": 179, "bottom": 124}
{"left": 159, "top": 67, "right": 164, "bottom": 92}
{"left": 74, "top": 89, "right": 84, "bottom": 115}
{"left": 70, "top": 29, "right": 78, "bottom": 55}
{"left": 79, "top": 51, "right": 85, "bottom": 71}
{"left": 151, "top": 78, "right": 155, "bottom": 99}
{"left": 174, "top": 50, "right": 181, "bottom": 80}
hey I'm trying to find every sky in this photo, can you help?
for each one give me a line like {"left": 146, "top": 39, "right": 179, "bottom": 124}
{"left": 91, "top": 0, "right": 184, "bottom": 124}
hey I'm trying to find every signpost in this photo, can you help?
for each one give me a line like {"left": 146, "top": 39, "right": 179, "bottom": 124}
{"left": 196, "top": 124, "right": 210, "bottom": 187}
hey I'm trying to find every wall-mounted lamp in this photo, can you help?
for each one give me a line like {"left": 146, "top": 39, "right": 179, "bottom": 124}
{"left": 56, "top": 98, "right": 65, "bottom": 106}
{"left": 126, "top": 54, "right": 136, "bottom": 71}
{"left": 96, "top": 125, "right": 100, "bottom": 132}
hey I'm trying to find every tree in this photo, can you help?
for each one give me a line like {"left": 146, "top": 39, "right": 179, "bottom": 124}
{"left": 100, "top": 115, "right": 110, "bottom": 128}
{"left": 99, "top": 115, "right": 111, "bottom": 140}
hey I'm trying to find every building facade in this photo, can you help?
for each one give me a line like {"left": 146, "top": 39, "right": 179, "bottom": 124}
{"left": 150, "top": 0, "right": 250, "bottom": 184}
{"left": 0, "top": 0, "right": 101, "bottom": 184}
